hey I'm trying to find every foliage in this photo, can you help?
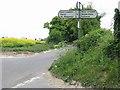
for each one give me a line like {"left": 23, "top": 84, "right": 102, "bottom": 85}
{"left": 47, "top": 29, "right": 64, "bottom": 43}
{"left": 80, "top": 18, "right": 100, "bottom": 36}
{"left": 74, "top": 29, "right": 106, "bottom": 54}
{"left": 44, "top": 5, "right": 102, "bottom": 43}
{"left": 49, "top": 29, "right": 119, "bottom": 88}
{"left": 105, "top": 39, "right": 120, "bottom": 60}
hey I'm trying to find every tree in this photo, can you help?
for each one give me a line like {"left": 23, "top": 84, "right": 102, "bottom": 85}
{"left": 43, "top": 22, "right": 50, "bottom": 29}
{"left": 114, "top": 8, "right": 120, "bottom": 41}
{"left": 80, "top": 18, "right": 100, "bottom": 36}
{"left": 113, "top": 8, "right": 120, "bottom": 84}
{"left": 106, "top": 9, "right": 120, "bottom": 61}
{"left": 47, "top": 29, "right": 63, "bottom": 43}
{"left": 44, "top": 16, "right": 66, "bottom": 43}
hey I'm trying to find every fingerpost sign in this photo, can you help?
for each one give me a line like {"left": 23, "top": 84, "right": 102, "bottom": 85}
{"left": 58, "top": 2, "right": 98, "bottom": 39}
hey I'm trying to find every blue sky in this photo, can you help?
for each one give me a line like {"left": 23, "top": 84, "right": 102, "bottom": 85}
{"left": 0, "top": 0, "right": 119, "bottom": 39}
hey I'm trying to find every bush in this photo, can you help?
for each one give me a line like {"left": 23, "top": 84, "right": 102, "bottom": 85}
{"left": 74, "top": 29, "right": 110, "bottom": 54}
{"left": 106, "top": 39, "right": 120, "bottom": 59}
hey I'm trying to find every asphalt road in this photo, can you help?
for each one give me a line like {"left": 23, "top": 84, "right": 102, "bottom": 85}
{"left": 2, "top": 46, "right": 74, "bottom": 88}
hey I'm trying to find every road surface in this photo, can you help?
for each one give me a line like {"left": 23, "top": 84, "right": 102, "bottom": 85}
{"left": 2, "top": 46, "right": 74, "bottom": 88}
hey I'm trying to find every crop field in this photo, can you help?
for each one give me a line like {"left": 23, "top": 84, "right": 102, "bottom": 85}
{"left": 0, "top": 38, "right": 46, "bottom": 47}
{"left": 0, "top": 38, "right": 35, "bottom": 47}
{"left": 0, "top": 38, "right": 52, "bottom": 52}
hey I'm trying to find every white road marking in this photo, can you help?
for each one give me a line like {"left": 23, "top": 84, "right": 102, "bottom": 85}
{"left": 12, "top": 73, "right": 46, "bottom": 88}
{"left": 43, "top": 50, "right": 51, "bottom": 53}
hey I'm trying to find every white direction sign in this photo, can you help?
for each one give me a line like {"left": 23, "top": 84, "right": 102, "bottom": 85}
{"left": 58, "top": 10, "right": 79, "bottom": 18}
{"left": 80, "top": 10, "right": 97, "bottom": 18}
{"left": 58, "top": 10, "right": 97, "bottom": 18}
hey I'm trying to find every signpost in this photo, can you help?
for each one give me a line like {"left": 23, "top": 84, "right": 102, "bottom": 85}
{"left": 58, "top": 10, "right": 97, "bottom": 19}
{"left": 80, "top": 10, "right": 97, "bottom": 18}
{"left": 76, "top": 1, "right": 81, "bottom": 39}
{"left": 58, "top": 10, "right": 79, "bottom": 18}
{"left": 58, "top": 2, "right": 98, "bottom": 39}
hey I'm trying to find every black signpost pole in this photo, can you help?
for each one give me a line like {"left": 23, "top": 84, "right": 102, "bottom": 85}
{"left": 78, "top": 2, "right": 80, "bottom": 39}
{"left": 76, "top": 2, "right": 83, "bottom": 39}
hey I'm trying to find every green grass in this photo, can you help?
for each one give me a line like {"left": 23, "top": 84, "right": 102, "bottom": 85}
{"left": 1, "top": 44, "right": 55, "bottom": 52}
{"left": 49, "top": 29, "right": 119, "bottom": 88}
{"left": 1, "top": 41, "right": 67, "bottom": 52}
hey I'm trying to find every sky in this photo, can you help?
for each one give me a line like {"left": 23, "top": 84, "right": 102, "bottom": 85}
{"left": 0, "top": 0, "right": 120, "bottom": 39}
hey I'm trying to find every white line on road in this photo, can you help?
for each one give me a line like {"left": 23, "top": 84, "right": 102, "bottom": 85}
{"left": 12, "top": 73, "right": 46, "bottom": 88}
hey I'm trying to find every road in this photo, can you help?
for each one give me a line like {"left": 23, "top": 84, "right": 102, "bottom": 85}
{"left": 2, "top": 46, "right": 74, "bottom": 88}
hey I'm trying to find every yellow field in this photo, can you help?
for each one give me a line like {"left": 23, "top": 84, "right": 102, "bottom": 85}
{"left": 35, "top": 40, "right": 46, "bottom": 44}
{"left": 0, "top": 38, "right": 46, "bottom": 47}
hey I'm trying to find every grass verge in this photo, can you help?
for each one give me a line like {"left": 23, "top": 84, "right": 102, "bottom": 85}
{"left": 1, "top": 44, "right": 55, "bottom": 52}
{"left": 49, "top": 29, "right": 119, "bottom": 88}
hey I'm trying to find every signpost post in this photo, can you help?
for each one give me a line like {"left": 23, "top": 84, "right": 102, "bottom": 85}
{"left": 76, "top": 1, "right": 83, "bottom": 39}
{"left": 58, "top": 1, "right": 98, "bottom": 39}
